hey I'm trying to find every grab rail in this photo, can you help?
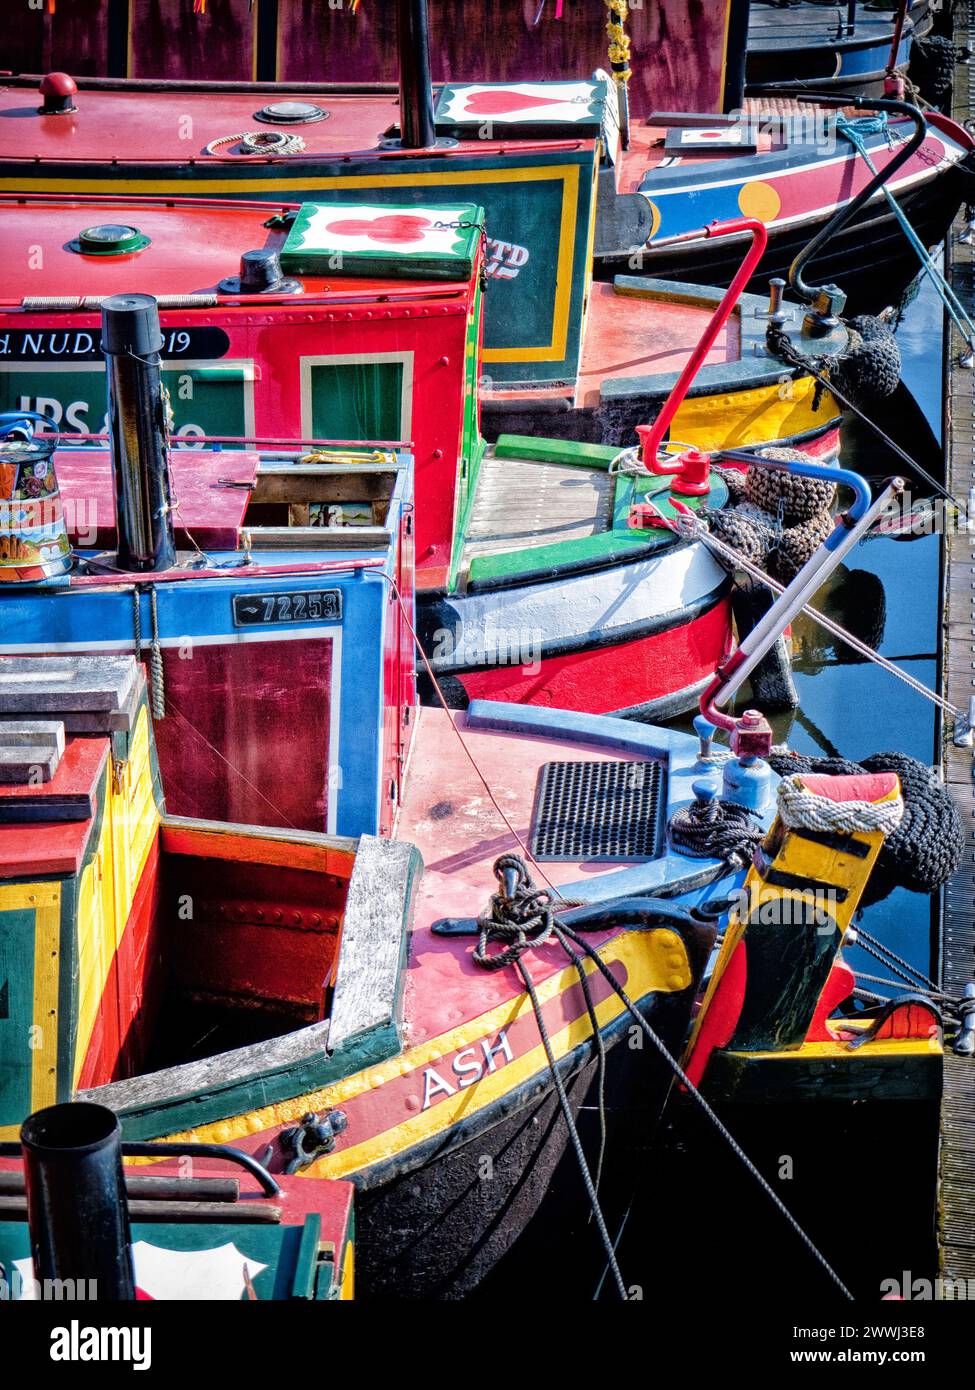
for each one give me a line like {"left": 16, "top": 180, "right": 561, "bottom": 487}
{"left": 634, "top": 216, "right": 769, "bottom": 470}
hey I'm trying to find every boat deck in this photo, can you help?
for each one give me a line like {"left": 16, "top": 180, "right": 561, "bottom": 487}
{"left": 940, "top": 0, "right": 975, "bottom": 1292}
{"left": 461, "top": 447, "right": 614, "bottom": 567}
{"left": 575, "top": 281, "right": 739, "bottom": 408}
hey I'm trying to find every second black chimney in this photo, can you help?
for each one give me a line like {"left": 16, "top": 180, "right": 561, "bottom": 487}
{"left": 396, "top": 0, "right": 436, "bottom": 149}
{"left": 21, "top": 1102, "right": 136, "bottom": 1301}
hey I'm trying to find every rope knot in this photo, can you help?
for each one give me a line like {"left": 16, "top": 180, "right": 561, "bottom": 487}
{"left": 473, "top": 853, "right": 555, "bottom": 971}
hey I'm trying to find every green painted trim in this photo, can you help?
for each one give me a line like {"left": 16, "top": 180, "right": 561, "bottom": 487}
{"left": 468, "top": 525, "right": 663, "bottom": 586}
{"left": 449, "top": 274, "right": 488, "bottom": 591}
{"left": 112, "top": 1020, "right": 402, "bottom": 1139}
{"left": 291, "top": 1212, "right": 322, "bottom": 1298}
{"left": 494, "top": 435, "right": 621, "bottom": 469}
{"left": 0, "top": 904, "right": 38, "bottom": 1127}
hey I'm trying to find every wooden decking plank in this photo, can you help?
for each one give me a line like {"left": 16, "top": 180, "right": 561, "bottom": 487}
{"left": 939, "top": 6, "right": 975, "bottom": 1292}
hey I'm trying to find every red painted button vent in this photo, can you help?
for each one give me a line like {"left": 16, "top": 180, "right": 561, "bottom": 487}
{"left": 38, "top": 72, "right": 78, "bottom": 116}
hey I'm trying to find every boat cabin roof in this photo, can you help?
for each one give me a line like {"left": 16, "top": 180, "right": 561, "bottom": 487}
{"left": 0, "top": 196, "right": 481, "bottom": 301}
{"left": 0, "top": 655, "right": 145, "bottom": 877}
{"left": 51, "top": 444, "right": 410, "bottom": 555}
{"left": 0, "top": 80, "right": 604, "bottom": 165}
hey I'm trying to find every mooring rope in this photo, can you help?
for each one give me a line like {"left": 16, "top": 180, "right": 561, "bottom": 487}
{"left": 673, "top": 509, "right": 967, "bottom": 722}
{"left": 837, "top": 113, "right": 975, "bottom": 355}
{"left": 767, "top": 328, "right": 966, "bottom": 514}
{"left": 469, "top": 864, "right": 855, "bottom": 1300}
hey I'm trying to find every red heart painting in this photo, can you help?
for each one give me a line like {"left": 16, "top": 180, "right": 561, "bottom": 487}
{"left": 325, "top": 213, "right": 433, "bottom": 245}
{"left": 462, "top": 90, "right": 570, "bottom": 117}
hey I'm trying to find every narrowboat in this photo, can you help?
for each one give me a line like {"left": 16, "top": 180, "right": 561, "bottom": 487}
{"left": 0, "top": 0, "right": 747, "bottom": 120}
{"left": 745, "top": 1, "right": 927, "bottom": 99}
{"left": 0, "top": 1106, "right": 356, "bottom": 1302}
{"left": 0, "top": 8, "right": 970, "bottom": 343}
{"left": 602, "top": 97, "right": 974, "bottom": 315}
{"left": 0, "top": 230, "right": 844, "bottom": 721}
{"left": 0, "top": 564, "right": 944, "bottom": 1298}
{"left": 0, "top": 650, "right": 746, "bottom": 1299}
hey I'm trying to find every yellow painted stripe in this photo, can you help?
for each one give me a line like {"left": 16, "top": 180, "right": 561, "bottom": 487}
{"left": 0, "top": 164, "right": 583, "bottom": 365}
{"left": 727, "top": 1036, "right": 942, "bottom": 1062}
{"left": 144, "top": 926, "right": 691, "bottom": 1177}
{"left": 74, "top": 706, "right": 161, "bottom": 1086}
{"left": 30, "top": 886, "right": 62, "bottom": 1113}
{"left": 670, "top": 376, "right": 841, "bottom": 453}
{"left": 339, "top": 1243, "right": 355, "bottom": 1301}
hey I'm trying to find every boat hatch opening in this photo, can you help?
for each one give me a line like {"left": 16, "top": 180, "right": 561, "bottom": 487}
{"left": 529, "top": 757, "right": 667, "bottom": 862}
{"left": 254, "top": 102, "right": 330, "bottom": 126}
{"left": 242, "top": 455, "right": 402, "bottom": 542}
{"left": 141, "top": 831, "right": 351, "bottom": 1070}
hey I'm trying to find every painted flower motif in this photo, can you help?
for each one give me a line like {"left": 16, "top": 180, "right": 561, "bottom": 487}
{"left": 324, "top": 213, "right": 433, "bottom": 246}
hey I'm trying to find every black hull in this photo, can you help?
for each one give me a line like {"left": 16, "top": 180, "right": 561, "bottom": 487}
{"left": 597, "top": 168, "right": 966, "bottom": 317}
{"left": 352, "top": 987, "right": 695, "bottom": 1300}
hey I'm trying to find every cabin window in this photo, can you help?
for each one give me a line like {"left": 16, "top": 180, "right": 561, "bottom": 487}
{"left": 301, "top": 354, "right": 411, "bottom": 444}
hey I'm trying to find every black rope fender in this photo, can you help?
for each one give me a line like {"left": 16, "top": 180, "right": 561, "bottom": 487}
{"left": 767, "top": 749, "right": 964, "bottom": 906}
{"left": 768, "top": 316, "right": 901, "bottom": 412}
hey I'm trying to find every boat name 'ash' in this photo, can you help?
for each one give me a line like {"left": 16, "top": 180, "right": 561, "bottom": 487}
{"left": 421, "top": 1030, "right": 513, "bottom": 1110}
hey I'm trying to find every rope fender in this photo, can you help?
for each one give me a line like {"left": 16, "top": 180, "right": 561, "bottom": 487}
{"left": 777, "top": 774, "right": 905, "bottom": 835}
{"left": 767, "top": 750, "right": 964, "bottom": 906}
{"left": 704, "top": 447, "right": 836, "bottom": 584}
{"left": 768, "top": 316, "right": 901, "bottom": 413}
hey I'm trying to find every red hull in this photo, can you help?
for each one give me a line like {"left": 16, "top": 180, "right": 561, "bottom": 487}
{"left": 454, "top": 595, "right": 732, "bottom": 718}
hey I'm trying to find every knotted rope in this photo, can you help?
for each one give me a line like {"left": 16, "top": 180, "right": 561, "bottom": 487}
{"left": 468, "top": 852, "right": 854, "bottom": 1300}
{"left": 777, "top": 775, "right": 905, "bottom": 836}
{"left": 473, "top": 852, "right": 557, "bottom": 970}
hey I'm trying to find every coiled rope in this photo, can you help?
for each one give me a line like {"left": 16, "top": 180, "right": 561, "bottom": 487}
{"left": 204, "top": 130, "right": 307, "bottom": 156}
{"left": 668, "top": 794, "right": 765, "bottom": 866}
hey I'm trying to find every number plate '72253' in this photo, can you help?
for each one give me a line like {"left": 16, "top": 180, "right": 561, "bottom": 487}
{"left": 232, "top": 589, "right": 343, "bottom": 627}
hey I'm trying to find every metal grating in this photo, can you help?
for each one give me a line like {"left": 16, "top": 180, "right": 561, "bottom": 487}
{"left": 530, "top": 759, "right": 665, "bottom": 862}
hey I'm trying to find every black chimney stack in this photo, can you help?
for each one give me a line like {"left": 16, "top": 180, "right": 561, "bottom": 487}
{"left": 21, "top": 1102, "right": 136, "bottom": 1301}
{"left": 396, "top": 0, "right": 437, "bottom": 149}
{"left": 101, "top": 293, "right": 176, "bottom": 573}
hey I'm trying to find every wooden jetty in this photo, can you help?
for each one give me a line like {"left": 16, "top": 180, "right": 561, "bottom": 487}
{"left": 940, "top": 0, "right": 975, "bottom": 1294}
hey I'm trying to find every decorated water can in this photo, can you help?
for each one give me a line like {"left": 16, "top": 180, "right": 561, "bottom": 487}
{"left": 0, "top": 414, "right": 71, "bottom": 584}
